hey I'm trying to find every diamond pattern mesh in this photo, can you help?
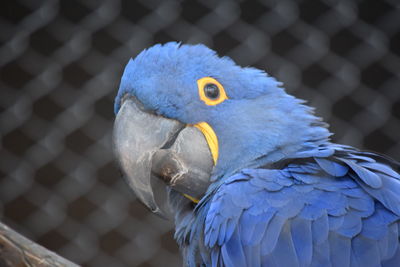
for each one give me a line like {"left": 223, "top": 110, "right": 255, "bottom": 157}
{"left": 1, "top": 0, "right": 399, "bottom": 266}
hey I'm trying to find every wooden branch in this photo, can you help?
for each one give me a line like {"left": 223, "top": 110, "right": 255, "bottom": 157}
{"left": 0, "top": 221, "right": 79, "bottom": 267}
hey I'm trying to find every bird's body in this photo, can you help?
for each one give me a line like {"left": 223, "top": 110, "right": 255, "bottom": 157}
{"left": 114, "top": 42, "right": 400, "bottom": 266}
{"left": 173, "top": 144, "right": 400, "bottom": 267}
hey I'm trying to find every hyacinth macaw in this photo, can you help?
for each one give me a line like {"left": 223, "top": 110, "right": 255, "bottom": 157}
{"left": 113, "top": 42, "right": 400, "bottom": 267}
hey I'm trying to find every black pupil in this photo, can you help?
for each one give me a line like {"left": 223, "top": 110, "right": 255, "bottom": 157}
{"left": 204, "top": 83, "right": 219, "bottom": 99}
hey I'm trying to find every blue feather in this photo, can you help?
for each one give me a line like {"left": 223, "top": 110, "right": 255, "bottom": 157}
{"left": 382, "top": 247, "right": 400, "bottom": 267}
{"left": 243, "top": 244, "right": 261, "bottom": 266}
{"left": 211, "top": 249, "right": 219, "bottom": 267}
{"left": 261, "top": 214, "right": 287, "bottom": 254}
{"left": 336, "top": 213, "right": 362, "bottom": 238}
{"left": 311, "top": 237, "right": 331, "bottom": 267}
{"left": 315, "top": 157, "right": 349, "bottom": 177}
{"left": 266, "top": 190, "right": 297, "bottom": 207}
{"left": 300, "top": 162, "right": 321, "bottom": 174}
{"left": 342, "top": 187, "right": 366, "bottom": 198}
{"left": 342, "top": 159, "right": 382, "bottom": 188}
{"left": 207, "top": 215, "right": 221, "bottom": 247}
{"left": 385, "top": 223, "right": 399, "bottom": 259}
{"left": 361, "top": 203, "right": 398, "bottom": 240}
{"left": 292, "top": 184, "right": 314, "bottom": 193}
{"left": 240, "top": 210, "right": 275, "bottom": 245}
{"left": 291, "top": 172, "right": 320, "bottom": 184}
{"left": 291, "top": 147, "right": 334, "bottom": 159}
{"left": 328, "top": 215, "right": 345, "bottom": 231}
{"left": 271, "top": 221, "right": 300, "bottom": 267}
{"left": 377, "top": 229, "right": 389, "bottom": 259}
{"left": 217, "top": 220, "right": 227, "bottom": 246}
{"left": 291, "top": 217, "right": 313, "bottom": 266}
{"left": 329, "top": 232, "right": 351, "bottom": 267}
{"left": 278, "top": 198, "right": 305, "bottom": 218}
{"left": 287, "top": 164, "right": 305, "bottom": 172}
{"left": 359, "top": 161, "right": 400, "bottom": 179}
{"left": 354, "top": 173, "right": 400, "bottom": 216}
{"left": 299, "top": 204, "right": 326, "bottom": 220}
{"left": 347, "top": 195, "right": 374, "bottom": 213}
{"left": 249, "top": 177, "right": 284, "bottom": 191}
{"left": 224, "top": 218, "right": 236, "bottom": 245}
{"left": 351, "top": 235, "right": 381, "bottom": 267}
{"left": 346, "top": 153, "right": 376, "bottom": 162}
{"left": 312, "top": 212, "right": 329, "bottom": 245}
{"left": 221, "top": 229, "right": 247, "bottom": 267}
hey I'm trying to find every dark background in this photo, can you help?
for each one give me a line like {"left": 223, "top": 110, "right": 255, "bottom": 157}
{"left": 1, "top": 0, "right": 399, "bottom": 266}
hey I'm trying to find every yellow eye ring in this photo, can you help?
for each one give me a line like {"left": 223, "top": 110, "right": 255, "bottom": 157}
{"left": 197, "top": 77, "right": 228, "bottom": 105}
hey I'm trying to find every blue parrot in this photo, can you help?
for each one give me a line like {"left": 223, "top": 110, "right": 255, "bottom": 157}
{"left": 113, "top": 42, "right": 400, "bottom": 267}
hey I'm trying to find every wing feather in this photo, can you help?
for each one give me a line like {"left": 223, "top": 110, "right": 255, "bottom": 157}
{"left": 291, "top": 217, "right": 313, "bottom": 266}
{"left": 329, "top": 232, "right": 351, "bottom": 267}
{"left": 202, "top": 148, "right": 400, "bottom": 267}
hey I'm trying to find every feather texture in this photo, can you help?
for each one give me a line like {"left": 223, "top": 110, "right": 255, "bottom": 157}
{"left": 200, "top": 147, "right": 400, "bottom": 267}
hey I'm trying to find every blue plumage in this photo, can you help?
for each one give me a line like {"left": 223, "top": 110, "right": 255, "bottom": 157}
{"left": 201, "top": 150, "right": 400, "bottom": 266}
{"left": 115, "top": 42, "right": 400, "bottom": 266}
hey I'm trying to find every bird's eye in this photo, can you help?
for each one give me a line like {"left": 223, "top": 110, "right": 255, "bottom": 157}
{"left": 197, "top": 77, "right": 228, "bottom": 105}
{"left": 204, "top": 83, "right": 219, "bottom": 99}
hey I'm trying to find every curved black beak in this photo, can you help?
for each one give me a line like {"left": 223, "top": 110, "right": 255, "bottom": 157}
{"left": 113, "top": 98, "right": 213, "bottom": 218}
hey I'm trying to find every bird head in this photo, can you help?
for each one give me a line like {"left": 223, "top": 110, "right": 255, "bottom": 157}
{"left": 113, "top": 42, "right": 331, "bottom": 217}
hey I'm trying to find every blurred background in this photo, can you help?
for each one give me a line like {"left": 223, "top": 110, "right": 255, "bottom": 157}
{"left": 0, "top": 0, "right": 399, "bottom": 266}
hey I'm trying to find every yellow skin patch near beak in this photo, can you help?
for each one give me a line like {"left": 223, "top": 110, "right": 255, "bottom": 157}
{"left": 183, "top": 194, "right": 200, "bottom": 203}
{"left": 182, "top": 122, "right": 218, "bottom": 204}
{"left": 194, "top": 122, "right": 219, "bottom": 165}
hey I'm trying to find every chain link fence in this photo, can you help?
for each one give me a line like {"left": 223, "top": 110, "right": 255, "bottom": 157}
{"left": 1, "top": 0, "right": 399, "bottom": 266}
